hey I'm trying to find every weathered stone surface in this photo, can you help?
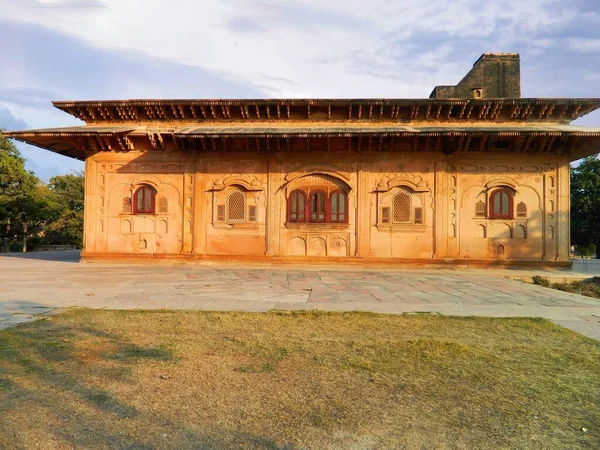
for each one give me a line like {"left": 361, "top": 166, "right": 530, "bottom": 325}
{"left": 3, "top": 54, "right": 600, "bottom": 266}
{"left": 1, "top": 252, "right": 600, "bottom": 340}
{"left": 430, "top": 53, "right": 521, "bottom": 99}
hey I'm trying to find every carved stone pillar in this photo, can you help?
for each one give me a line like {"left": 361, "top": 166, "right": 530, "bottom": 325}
{"left": 356, "top": 158, "right": 370, "bottom": 257}
{"left": 192, "top": 158, "right": 206, "bottom": 255}
{"left": 182, "top": 164, "right": 194, "bottom": 253}
{"left": 266, "top": 155, "right": 281, "bottom": 256}
{"left": 83, "top": 158, "right": 98, "bottom": 253}
{"left": 542, "top": 166, "right": 557, "bottom": 260}
{"left": 434, "top": 161, "right": 449, "bottom": 258}
{"left": 556, "top": 159, "right": 570, "bottom": 261}
{"left": 448, "top": 166, "right": 459, "bottom": 257}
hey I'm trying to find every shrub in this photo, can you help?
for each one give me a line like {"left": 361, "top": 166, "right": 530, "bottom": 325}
{"left": 551, "top": 283, "right": 573, "bottom": 293}
{"left": 532, "top": 275, "right": 550, "bottom": 287}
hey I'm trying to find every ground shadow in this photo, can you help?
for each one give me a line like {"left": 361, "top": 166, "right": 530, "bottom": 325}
{"left": 0, "top": 250, "right": 81, "bottom": 263}
{"left": 0, "top": 308, "right": 292, "bottom": 449}
{"left": 571, "top": 258, "right": 600, "bottom": 275}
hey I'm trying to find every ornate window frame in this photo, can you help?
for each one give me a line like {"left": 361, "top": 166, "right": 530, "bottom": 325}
{"left": 209, "top": 176, "right": 263, "bottom": 227}
{"left": 283, "top": 172, "right": 351, "bottom": 227}
{"left": 489, "top": 188, "right": 514, "bottom": 220}
{"left": 375, "top": 178, "right": 430, "bottom": 231}
{"left": 132, "top": 185, "right": 156, "bottom": 214}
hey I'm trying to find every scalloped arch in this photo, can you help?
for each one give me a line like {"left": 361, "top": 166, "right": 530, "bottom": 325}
{"left": 484, "top": 177, "right": 519, "bottom": 190}
{"left": 280, "top": 171, "right": 352, "bottom": 193}
{"left": 374, "top": 172, "right": 430, "bottom": 193}
{"left": 210, "top": 175, "right": 263, "bottom": 192}
{"left": 285, "top": 163, "right": 350, "bottom": 182}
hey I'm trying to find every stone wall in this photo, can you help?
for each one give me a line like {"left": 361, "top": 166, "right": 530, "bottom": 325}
{"left": 83, "top": 149, "right": 569, "bottom": 263}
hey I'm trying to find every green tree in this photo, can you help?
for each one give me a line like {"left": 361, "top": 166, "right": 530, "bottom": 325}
{"left": 8, "top": 183, "right": 61, "bottom": 252}
{"left": 571, "top": 156, "right": 600, "bottom": 259}
{"left": 0, "top": 132, "right": 39, "bottom": 251}
{"left": 45, "top": 172, "right": 85, "bottom": 248}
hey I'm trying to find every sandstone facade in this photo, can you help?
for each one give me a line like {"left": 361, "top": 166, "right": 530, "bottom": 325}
{"left": 5, "top": 54, "right": 600, "bottom": 266}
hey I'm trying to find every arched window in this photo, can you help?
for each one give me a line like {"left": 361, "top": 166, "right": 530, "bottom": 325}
{"left": 133, "top": 185, "right": 156, "bottom": 214}
{"left": 393, "top": 190, "right": 412, "bottom": 223}
{"left": 288, "top": 190, "right": 306, "bottom": 222}
{"left": 330, "top": 191, "right": 347, "bottom": 223}
{"left": 489, "top": 189, "right": 513, "bottom": 219}
{"left": 286, "top": 187, "right": 349, "bottom": 224}
{"left": 309, "top": 191, "right": 326, "bottom": 222}
{"left": 227, "top": 189, "right": 246, "bottom": 222}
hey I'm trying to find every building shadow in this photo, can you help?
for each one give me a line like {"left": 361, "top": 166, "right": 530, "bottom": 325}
{"left": 0, "top": 303, "right": 289, "bottom": 449}
{"left": 571, "top": 258, "right": 600, "bottom": 275}
{"left": 0, "top": 250, "right": 81, "bottom": 263}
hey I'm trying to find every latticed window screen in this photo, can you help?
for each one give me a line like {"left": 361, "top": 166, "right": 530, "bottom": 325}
{"left": 475, "top": 200, "right": 486, "bottom": 217}
{"left": 392, "top": 190, "right": 411, "bottom": 223}
{"left": 227, "top": 190, "right": 246, "bottom": 221}
{"left": 516, "top": 201, "right": 527, "bottom": 217}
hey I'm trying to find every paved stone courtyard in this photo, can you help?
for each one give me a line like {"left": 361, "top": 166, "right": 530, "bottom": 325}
{"left": 1, "top": 251, "right": 599, "bottom": 340}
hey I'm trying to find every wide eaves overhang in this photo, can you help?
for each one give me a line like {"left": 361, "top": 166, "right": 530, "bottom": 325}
{"left": 4, "top": 122, "right": 600, "bottom": 162}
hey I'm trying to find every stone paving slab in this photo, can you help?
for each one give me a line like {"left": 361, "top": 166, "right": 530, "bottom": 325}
{"left": 0, "top": 251, "right": 599, "bottom": 340}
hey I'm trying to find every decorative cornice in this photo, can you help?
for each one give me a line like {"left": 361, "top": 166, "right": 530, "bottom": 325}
{"left": 51, "top": 98, "right": 600, "bottom": 125}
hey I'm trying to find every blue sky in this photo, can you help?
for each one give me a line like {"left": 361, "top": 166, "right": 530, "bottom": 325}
{"left": 1, "top": 0, "right": 599, "bottom": 180}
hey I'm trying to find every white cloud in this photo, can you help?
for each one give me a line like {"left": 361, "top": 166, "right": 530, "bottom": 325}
{"left": 1, "top": 0, "right": 599, "bottom": 177}
{"left": 2, "top": 0, "right": 594, "bottom": 98}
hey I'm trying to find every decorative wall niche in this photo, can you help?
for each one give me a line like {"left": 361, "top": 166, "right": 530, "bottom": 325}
{"left": 159, "top": 197, "right": 169, "bottom": 213}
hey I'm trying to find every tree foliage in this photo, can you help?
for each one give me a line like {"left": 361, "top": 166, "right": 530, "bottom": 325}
{"left": 44, "top": 172, "right": 85, "bottom": 248}
{"left": 0, "top": 132, "right": 84, "bottom": 251}
{"left": 8, "top": 183, "right": 61, "bottom": 252}
{"left": 570, "top": 156, "right": 600, "bottom": 258}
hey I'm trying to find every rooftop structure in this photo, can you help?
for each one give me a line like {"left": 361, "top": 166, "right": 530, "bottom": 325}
{"left": 3, "top": 54, "right": 599, "bottom": 265}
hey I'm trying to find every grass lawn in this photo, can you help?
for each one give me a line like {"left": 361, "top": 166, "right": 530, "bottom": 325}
{"left": 1, "top": 310, "right": 599, "bottom": 449}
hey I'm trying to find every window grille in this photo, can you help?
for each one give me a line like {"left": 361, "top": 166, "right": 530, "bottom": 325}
{"left": 227, "top": 190, "right": 246, "bottom": 221}
{"left": 516, "top": 201, "right": 527, "bottom": 217}
{"left": 475, "top": 200, "right": 486, "bottom": 217}
{"left": 392, "top": 190, "right": 411, "bottom": 223}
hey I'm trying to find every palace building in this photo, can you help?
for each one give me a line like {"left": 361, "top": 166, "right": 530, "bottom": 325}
{"left": 5, "top": 53, "right": 600, "bottom": 266}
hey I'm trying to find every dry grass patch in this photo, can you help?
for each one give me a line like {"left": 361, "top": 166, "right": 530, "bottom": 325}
{"left": 1, "top": 310, "right": 599, "bottom": 449}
